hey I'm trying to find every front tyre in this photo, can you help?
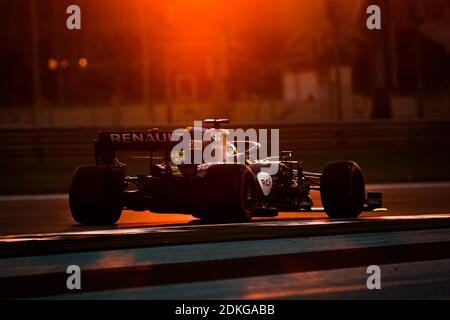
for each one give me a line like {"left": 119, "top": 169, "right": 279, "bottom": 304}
{"left": 69, "top": 165, "right": 123, "bottom": 225}
{"left": 320, "top": 161, "right": 365, "bottom": 219}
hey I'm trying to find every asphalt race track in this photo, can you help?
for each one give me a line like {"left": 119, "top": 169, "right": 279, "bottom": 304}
{"left": 0, "top": 182, "right": 450, "bottom": 299}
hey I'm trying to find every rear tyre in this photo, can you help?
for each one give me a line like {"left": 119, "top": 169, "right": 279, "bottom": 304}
{"left": 69, "top": 165, "right": 123, "bottom": 225}
{"left": 320, "top": 161, "right": 365, "bottom": 219}
{"left": 200, "top": 164, "right": 257, "bottom": 222}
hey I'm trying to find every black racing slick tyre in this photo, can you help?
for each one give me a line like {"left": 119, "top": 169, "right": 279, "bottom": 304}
{"left": 69, "top": 165, "right": 124, "bottom": 225}
{"left": 200, "top": 164, "right": 257, "bottom": 222}
{"left": 320, "top": 161, "right": 365, "bottom": 219}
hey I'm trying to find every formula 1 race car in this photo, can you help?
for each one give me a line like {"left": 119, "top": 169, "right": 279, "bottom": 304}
{"left": 69, "top": 119, "right": 383, "bottom": 224}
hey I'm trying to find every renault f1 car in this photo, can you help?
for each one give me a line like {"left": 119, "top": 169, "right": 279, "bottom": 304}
{"left": 69, "top": 119, "right": 382, "bottom": 224}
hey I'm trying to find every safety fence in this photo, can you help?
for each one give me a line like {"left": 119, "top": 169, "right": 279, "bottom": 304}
{"left": 0, "top": 120, "right": 449, "bottom": 159}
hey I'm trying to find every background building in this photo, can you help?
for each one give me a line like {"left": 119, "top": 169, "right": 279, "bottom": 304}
{"left": 0, "top": 0, "right": 449, "bottom": 126}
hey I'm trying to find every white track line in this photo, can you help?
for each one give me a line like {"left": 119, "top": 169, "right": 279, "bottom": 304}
{"left": 1, "top": 213, "right": 450, "bottom": 242}
{"left": 0, "top": 219, "right": 352, "bottom": 242}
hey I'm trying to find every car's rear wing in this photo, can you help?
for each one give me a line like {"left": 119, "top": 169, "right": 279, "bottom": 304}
{"left": 93, "top": 130, "right": 179, "bottom": 165}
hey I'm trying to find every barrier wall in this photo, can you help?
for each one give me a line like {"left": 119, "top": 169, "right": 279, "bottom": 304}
{"left": 1, "top": 120, "right": 449, "bottom": 159}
